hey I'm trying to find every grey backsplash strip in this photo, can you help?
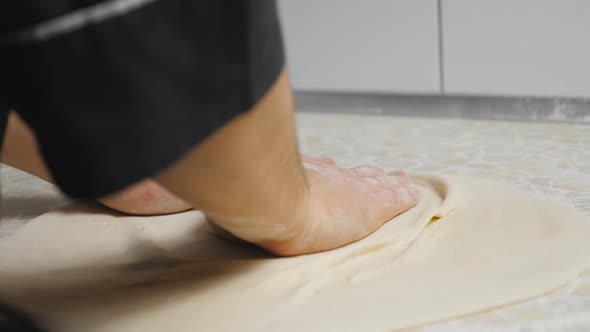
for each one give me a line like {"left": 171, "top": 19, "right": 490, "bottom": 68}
{"left": 294, "top": 91, "right": 590, "bottom": 124}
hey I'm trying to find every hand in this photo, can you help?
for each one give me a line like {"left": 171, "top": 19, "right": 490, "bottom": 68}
{"left": 154, "top": 71, "right": 419, "bottom": 256}
{"left": 99, "top": 179, "right": 192, "bottom": 215}
{"left": 259, "top": 156, "right": 420, "bottom": 255}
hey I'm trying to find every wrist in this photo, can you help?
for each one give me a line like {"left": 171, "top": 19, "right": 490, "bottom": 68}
{"left": 208, "top": 169, "right": 313, "bottom": 255}
{"left": 255, "top": 184, "right": 315, "bottom": 256}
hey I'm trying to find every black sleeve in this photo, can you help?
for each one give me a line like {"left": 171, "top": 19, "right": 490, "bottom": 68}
{"left": 0, "top": 0, "right": 285, "bottom": 198}
{"left": 0, "top": 302, "right": 48, "bottom": 332}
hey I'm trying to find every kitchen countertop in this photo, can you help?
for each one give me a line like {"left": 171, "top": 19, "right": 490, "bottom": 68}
{"left": 2, "top": 111, "right": 590, "bottom": 331}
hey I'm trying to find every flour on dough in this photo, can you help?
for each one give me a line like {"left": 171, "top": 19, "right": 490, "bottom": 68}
{"left": 1, "top": 174, "right": 589, "bottom": 332}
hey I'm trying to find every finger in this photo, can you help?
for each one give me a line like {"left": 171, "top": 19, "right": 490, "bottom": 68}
{"left": 378, "top": 175, "right": 420, "bottom": 206}
{"left": 400, "top": 186, "right": 420, "bottom": 206}
{"left": 375, "top": 174, "right": 404, "bottom": 191}
{"left": 302, "top": 155, "right": 336, "bottom": 166}
{"left": 367, "top": 180, "right": 420, "bottom": 226}
{"left": 351, "top": 165, "right": 385, "bottom": 177}
{"left": 386, "top": 169, "right": 410, "bottom": 186}
{"left": 386, "top": 169, "right": 408, "bottom": 177}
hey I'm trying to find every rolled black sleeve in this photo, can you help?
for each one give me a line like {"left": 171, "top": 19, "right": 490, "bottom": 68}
{"left": 0, "top": 0, "right": 285, "bottom": 198}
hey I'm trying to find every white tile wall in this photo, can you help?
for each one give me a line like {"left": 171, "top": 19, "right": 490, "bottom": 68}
{"left": 279, "top": 0, "right": 440, "bottom": 94}
{"left": 443, "top": 0, "right": 590, "bottom": 97}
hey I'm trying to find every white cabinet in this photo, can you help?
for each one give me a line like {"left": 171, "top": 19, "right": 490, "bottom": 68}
{"left": 279, "top": 0, "right": 440, "bottom": 94}
{"left": 443, "top": 0, "right": 590, "bottom": 97}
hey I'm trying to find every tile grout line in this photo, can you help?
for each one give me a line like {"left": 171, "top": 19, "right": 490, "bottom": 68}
{"left": 437, "top": 0, "right": 446, "bottom": 94}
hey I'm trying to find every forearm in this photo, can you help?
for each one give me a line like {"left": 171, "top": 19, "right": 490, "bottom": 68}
{"left": 2, "top": 69, "right": 417, "bottom": 256}
{"left": 1, "top": 112, "right": 191, "bottom": 216}
{"left": 156, "top": 70, "right": 311, "bottom": 248}
{"left": 1, "top": 112, "right": 53, "bottom": 182}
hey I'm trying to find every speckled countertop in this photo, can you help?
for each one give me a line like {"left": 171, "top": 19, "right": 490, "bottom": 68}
{"left": 2, "top": 112, "right": 590, "bottom": 331}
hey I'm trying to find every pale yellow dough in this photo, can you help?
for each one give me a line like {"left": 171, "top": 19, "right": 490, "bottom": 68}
{"left": 1, "top": 174, "right": 590, "bottom": 332}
